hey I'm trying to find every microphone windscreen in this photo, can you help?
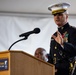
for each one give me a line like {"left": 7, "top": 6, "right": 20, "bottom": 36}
{"left": 33, "top": 28, "right": 40, "bottom": 34}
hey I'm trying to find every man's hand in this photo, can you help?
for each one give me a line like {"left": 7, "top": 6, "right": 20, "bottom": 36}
{"left": 52, "top": 31, "right": 64, "bottom": 46}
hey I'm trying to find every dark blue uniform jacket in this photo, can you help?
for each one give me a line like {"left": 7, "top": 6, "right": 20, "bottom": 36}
{"left": 48, "top": 23, "right": 76, "bottom": 75}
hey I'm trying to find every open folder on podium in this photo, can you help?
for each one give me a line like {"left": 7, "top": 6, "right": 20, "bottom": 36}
{"left": 0, "top": 50, "right": 55, "bottom": 75}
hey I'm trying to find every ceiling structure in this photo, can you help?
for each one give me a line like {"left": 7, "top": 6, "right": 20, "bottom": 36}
{"left": 0, "top": 0, "right": 76, "bottom": 17}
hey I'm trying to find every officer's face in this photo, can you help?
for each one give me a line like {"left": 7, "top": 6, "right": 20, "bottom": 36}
{"left": 53, "top": 12, "right": 68, "bottom": 27}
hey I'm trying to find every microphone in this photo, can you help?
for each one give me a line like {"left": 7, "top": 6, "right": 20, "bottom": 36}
{"left": 8, "top": 28, "right": 40, "bottom": 50}
{"left": 19, "top": 28, "right": 40, "bottom": 37}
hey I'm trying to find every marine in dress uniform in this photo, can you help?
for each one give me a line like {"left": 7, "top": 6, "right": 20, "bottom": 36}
{"left": 48, "top": 2, "right": 76, "bottom": 75}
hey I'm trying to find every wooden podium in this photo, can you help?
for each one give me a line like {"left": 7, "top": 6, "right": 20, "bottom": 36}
{"left": 0, "top": 50, "right": 55, "bottom": 75}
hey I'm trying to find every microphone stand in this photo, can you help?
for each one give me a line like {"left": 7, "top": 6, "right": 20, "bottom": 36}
{"left": 8, "top": 37, "right": 27, "bottom": 50}
{"left": 8, "top": 28, "right": 40, "bottom": 50}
